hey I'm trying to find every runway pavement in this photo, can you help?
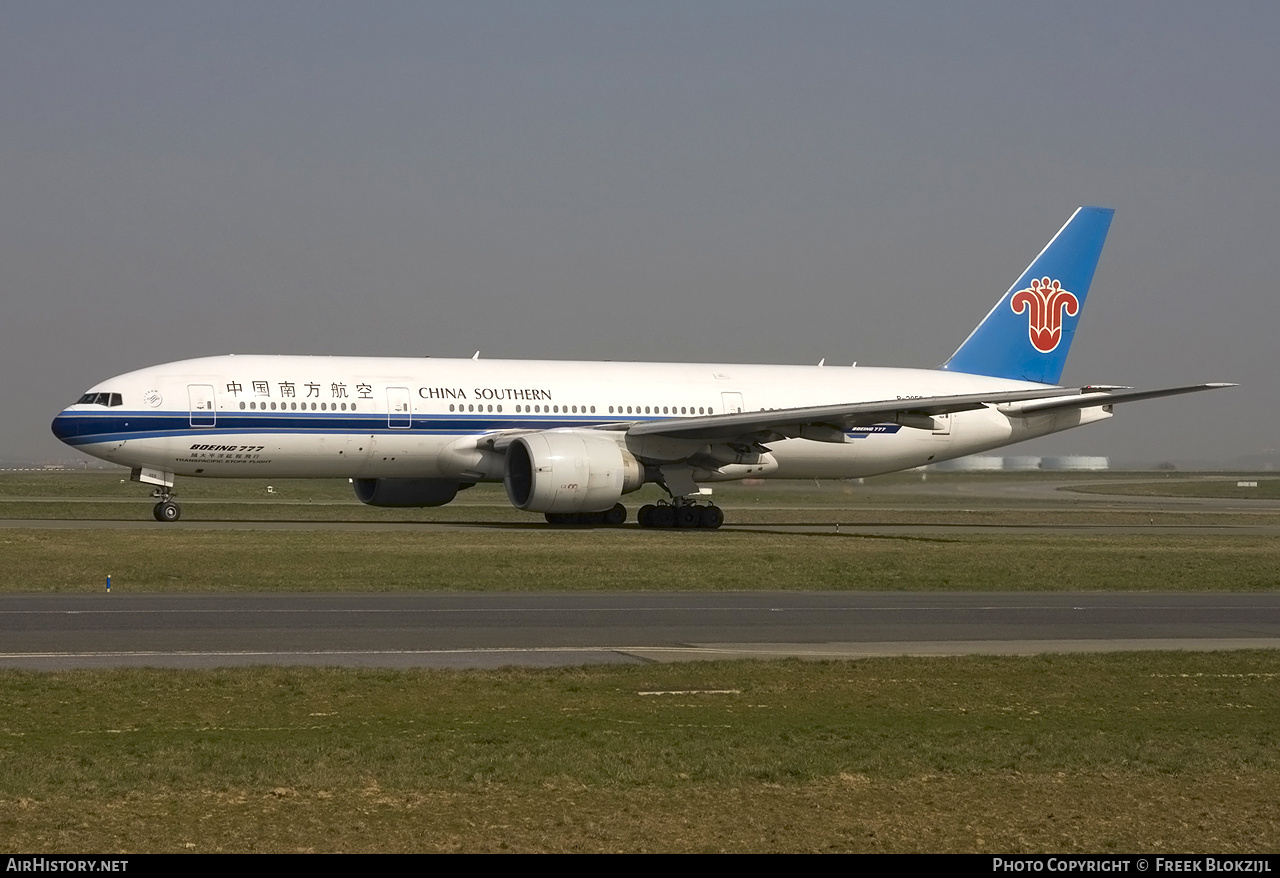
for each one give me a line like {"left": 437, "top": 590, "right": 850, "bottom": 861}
{"left": 2, "top": 591, "right": 1278, "bottom": 670}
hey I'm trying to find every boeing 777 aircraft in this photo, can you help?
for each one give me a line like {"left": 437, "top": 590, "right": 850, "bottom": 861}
{"left": 51, "top": 207, "right": 1230, "bottom": 528}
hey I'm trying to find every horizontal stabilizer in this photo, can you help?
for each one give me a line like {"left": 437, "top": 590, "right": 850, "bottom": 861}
{"left": 1000, "top": 383, "right": 1236, "bottom": 416}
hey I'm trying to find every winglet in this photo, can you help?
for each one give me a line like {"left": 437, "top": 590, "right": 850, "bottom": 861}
{"left": 942, "top": 206, "right": 1114, "bottom": 384}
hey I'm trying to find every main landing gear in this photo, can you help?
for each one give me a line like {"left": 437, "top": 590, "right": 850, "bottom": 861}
{"left": 151, "top": 489, "right": 181, "bottom": 522}
{"left": 637, "top": 499, "right": 724, "bottom": 530}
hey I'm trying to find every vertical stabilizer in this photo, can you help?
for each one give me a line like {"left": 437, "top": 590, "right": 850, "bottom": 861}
{"left": 941, "top": 206, "right": 1114, "bottom": 384}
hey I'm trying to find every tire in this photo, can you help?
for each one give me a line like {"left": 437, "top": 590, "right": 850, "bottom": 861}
{"left": 699, "top": 505, "right": 724, "bottom": 529}
{"left": 604, "top": 504, "right": 627, "bottom": 526}
{"left": 158, "top": 501, "right": 181, "bottom": 522}
{"left": 651, "top": 506, "right": 675, "bottom": 529}
{"left": 675, "top": 506, "right": 700, "bottom": 528}
{"left": 638, "top": 505, "right": 656, "bottom": 528}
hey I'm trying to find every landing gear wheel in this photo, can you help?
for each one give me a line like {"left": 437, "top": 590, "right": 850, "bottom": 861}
{"left": 154, "top": 501, "right": 181, "bottom": 522}
{"left": 698, "top": 505, "right": 724, "bottom": 529}
{"left": 638, "top": 501, "right": 723, "bottom": 529}
{"left": 604, "top": 504, "right": 627, "bottom": 526}
{"left": 675, "top": 506, "right": 701, "bottom": 529}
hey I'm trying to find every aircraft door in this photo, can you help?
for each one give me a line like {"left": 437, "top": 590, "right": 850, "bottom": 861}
{"left": 188, "top": 385, "right": 216, "bottom": 428}
{"left": 721, "top": 392, "right": 744, "bottom": 414}
{"left": 387, "top": 387, "right": 411, "bottom": 429}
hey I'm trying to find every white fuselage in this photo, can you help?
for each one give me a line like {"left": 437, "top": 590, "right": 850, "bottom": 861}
{"left": 53, "top": 354, "right": 1111, "bottom": 483}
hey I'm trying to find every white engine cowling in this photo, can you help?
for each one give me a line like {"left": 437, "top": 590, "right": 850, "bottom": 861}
{"left": 353, "top": 478, "right": 465, "bottom": 507}
{"left": 504, "top": 432, "right": 644, "bottom": 513}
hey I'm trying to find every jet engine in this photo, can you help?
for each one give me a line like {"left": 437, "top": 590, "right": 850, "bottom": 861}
{"left": 352, "top": 478, "right": 467, "bottom": 507}
{"left": 504, "top": 432, "right": 644, "bottom": 513}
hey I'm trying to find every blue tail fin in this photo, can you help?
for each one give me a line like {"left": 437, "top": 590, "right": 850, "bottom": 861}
{"left": 941, "top": 206, "right": 1114, "bottom": 384}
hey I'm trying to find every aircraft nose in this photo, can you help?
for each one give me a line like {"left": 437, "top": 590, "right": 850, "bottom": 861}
{"left": 50, "top": 410, "right": 79, "bottom": 443}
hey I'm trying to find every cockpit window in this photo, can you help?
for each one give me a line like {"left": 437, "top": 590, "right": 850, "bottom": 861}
{"left": 76, "top": 392, "right": 123, "bottom": 407}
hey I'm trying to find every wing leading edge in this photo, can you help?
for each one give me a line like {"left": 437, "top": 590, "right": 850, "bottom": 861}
{"left": 620, "top": 383, "right": 1235, "bottom": 445}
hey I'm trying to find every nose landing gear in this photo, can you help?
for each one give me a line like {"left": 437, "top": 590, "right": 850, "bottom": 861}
{"left": 131, "top": 468, "right": 181, "bottom": 522}
{"left": 151, "top": 489, "right": 181, "bottom": 522}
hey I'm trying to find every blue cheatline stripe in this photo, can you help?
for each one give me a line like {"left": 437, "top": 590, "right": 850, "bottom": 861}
{"left": 52, "top": 410, "right": 656, "bottom": 446}
{"left": 53, "top": 410, "right": 909, "bottom": 447}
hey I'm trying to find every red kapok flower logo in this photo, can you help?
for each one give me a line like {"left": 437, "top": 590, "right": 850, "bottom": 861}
{"left": 1010, "top": 277, "right": 1079, "bottom": 353}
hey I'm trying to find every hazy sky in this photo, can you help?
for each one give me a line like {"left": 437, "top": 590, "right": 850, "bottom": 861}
{"left": 3, "top": 2, "right": 1276, "bottom": 465}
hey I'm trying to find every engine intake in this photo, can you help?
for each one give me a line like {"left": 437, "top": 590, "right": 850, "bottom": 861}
{"left": 504, "top": 432, "right": 643, "bottom": 513}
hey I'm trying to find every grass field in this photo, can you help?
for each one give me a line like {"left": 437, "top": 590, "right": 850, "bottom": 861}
{"left": 2, "top": 653, "right": 1277, "bottom": 852}
{"left": 2, "top": 469, "right": 1277, "bottom": 851}
{"left": 1068, "top": 477, "right": 1280, "bottom": 500}
{"left": 3, "top": 529, "right": 1279, "bottom": 593}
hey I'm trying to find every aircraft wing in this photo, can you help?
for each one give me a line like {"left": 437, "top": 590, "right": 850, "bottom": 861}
{"left": 621, "top": 383, "right": 1234, "bottom": 444}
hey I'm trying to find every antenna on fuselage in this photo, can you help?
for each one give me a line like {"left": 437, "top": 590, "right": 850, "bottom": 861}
{"left": 472, "top": 351, "right": 480, "bottom": 359}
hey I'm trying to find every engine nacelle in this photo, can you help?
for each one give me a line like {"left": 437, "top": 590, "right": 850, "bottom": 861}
{"left": 504, "top": 432, "right": 644, "bottom": 513}
{"left": 352, "top": 478, "right": 465, "bottom": 507}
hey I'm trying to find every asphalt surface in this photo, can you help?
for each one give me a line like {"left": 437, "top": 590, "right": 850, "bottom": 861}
{"left": 3, "top": 591, "right": 1278, "bottom": 670}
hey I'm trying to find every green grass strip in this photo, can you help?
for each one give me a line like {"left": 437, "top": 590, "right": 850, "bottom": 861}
{"left": 2, "top": 653, "right": 1277, "bottom": 852}
{"left": 3, "top": 529, "right": 1278, "bottom": 593}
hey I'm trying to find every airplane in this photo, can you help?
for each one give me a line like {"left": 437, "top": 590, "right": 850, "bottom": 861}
{"left": 50, "top": 206, "right": 1231, "bottom": 528}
